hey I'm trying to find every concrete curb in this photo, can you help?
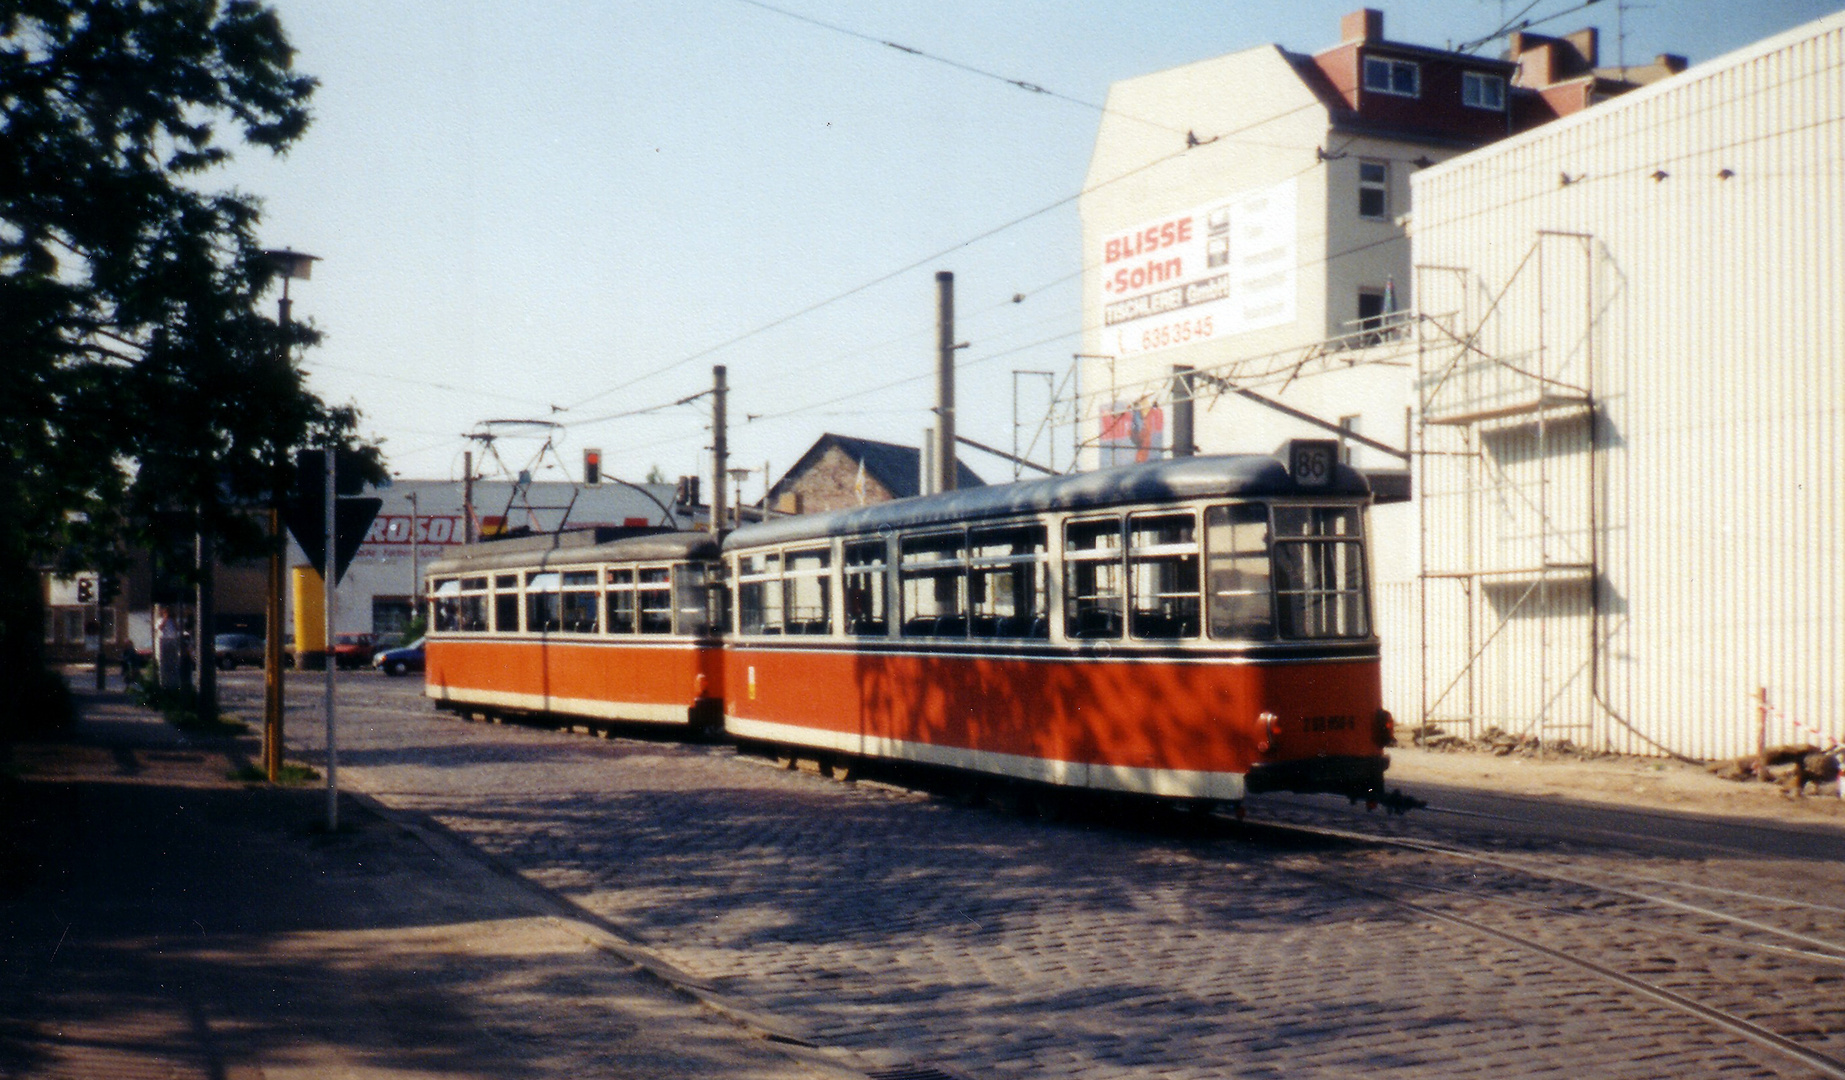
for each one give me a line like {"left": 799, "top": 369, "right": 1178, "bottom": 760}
{"left": 338, "top": 787, "right": 881, "bottom": 1080}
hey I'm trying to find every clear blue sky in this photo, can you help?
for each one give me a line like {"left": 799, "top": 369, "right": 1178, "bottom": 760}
{"left": 222, "top": 0, "right": 1841, "bottom": 498}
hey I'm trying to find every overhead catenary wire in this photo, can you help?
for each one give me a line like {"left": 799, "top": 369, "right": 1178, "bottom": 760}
{"left": 606, "top": 103, "right": 1845, "bottom": 461}
{"left": 539, "top": 47, "right": 1845, "bottom": 484}
{"left": 728, "top": 0, "right": 1190, "bottom": 137}
{"left": 557, "top": 96, "right": 1329, "bottom": 414}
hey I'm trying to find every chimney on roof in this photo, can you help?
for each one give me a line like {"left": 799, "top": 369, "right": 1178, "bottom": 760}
{"left": 1342, "top": 8, "right": 1384, "bottom": 43}
{"left": 1565, "top": 27, "right": 1599, "bottom": 67}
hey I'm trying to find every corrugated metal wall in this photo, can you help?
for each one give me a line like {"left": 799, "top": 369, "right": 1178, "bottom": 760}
{"left": 1407, "top": 14, "right": 1845, "bottom": 759}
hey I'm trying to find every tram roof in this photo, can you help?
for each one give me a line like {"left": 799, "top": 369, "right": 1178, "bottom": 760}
{"left": 427, "top": 528, "right": 720, "bottom": 576}
{"left": 725, "top": 452, "right": 1371, "bottom": 550}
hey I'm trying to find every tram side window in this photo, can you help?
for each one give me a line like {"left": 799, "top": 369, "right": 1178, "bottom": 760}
{"left": 1205, "top": 504, "right": 1274, "bottom": 640}
{"left": 843, "top": 540, "right": 888, "bottom": 636}
{"left": 900, "top": 532, "right": 966, "bottom": 637}
{"left": 494, "top": 574, "right": 520, "bottom": 634}
{"left": 432, "top": 579, "right": 461, "bottom": 632}
{"left": 969, "top": 524, "right": 1049, "bottom": 638}
{"left": 737, "top": 552, "right": 783, "bottom": 635}
{"left": 606, "top": 568, "right": 636, "bottom": 634}
{"left": 674, "top": 563, "right": 714, "bottom": 637}
{"left": 637, "top": 567, "right": 673, "bottom": 634}
{"left": 560, "top": 570, "right": 599, "bottom": 633}
{"left": 458, "top": 577, "right": 489, "bottom": 632}
{"left": 1129, "top": 512, "right": 1200, "bottom": 639}
{"left": 525, "top": 572, "right": 562, "bottom": 633}
{"left": 1272, "top": 506, "right": 1369, "bottom": 639}
{"left": 1064, "top": 517, "right": 1124, "bottom": 640}
{"left": 784, "top": 549, "right": 832, "bottom": 635}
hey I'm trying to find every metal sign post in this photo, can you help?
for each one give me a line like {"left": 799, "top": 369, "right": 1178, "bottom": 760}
{"left": 323, "top": 446, "right": 338, "bottom": 831}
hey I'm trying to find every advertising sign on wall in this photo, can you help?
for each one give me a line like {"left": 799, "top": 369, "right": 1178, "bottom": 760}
{"left": 360, "top": 514, "right": 467, "bottom": 553}
{"left": 1099, "top": 403, "right": 1165, "bottom": 466}
{"left": 1096, "top": 178, "right": 1298, "bottom": 359}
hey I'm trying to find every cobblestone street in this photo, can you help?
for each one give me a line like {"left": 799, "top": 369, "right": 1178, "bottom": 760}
{"left": 256, "top": 673, "right": 1845, "bottom": 1079}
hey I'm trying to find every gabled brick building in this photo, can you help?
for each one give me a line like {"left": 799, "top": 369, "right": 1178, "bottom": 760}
{"left": 768, "top": 434, "right": 985, "bottom": 516}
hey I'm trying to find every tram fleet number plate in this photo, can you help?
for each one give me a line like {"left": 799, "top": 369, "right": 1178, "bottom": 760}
{"left": 1301, "top": 715, "right": 1356, "bottom": 733}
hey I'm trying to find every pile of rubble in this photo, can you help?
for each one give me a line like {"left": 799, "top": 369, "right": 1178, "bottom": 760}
{"left": 1705, "top": 744, "right": 1845, "bottom": 797}
{"left": 1409, "top": 724, "right": 1608, "bottom": 760}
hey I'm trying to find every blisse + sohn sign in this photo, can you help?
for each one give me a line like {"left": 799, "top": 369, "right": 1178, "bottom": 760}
{"left": 1096, "top": 178, "right": 1298, "bottom": 359}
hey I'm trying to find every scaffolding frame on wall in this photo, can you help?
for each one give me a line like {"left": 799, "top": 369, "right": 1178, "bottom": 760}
{"left": 1414, "top": 231, "right": 1603, "bottom": 743}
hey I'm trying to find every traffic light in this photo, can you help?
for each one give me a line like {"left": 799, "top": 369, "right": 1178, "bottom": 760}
{"left": 77, "top": 577, "right": 94, "bottom": 603}
{"left": 584, "top": 448, "right": 602, "bottom": 486}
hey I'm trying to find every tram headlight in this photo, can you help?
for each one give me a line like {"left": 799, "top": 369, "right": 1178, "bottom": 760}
{"left": 1374, "top": 708, "right": 1397, "bottom": 747}
{"left": 1256, "top": 710, "right": 1280, "bottom": 753}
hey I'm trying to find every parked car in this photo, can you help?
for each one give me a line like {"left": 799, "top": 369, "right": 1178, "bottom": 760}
{"left": 332, "top": 633, "right": 376, "bottom": 670}
{"left": 213, "top": 633, "right": 266, "bottom": 671}
{"left": 371, "top": 637, "right": 425, "bottom": 677}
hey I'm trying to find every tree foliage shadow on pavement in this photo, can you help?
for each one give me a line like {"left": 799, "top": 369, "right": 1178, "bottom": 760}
{"left": 0, "top": 773, "right": 806, "bottom": 1079}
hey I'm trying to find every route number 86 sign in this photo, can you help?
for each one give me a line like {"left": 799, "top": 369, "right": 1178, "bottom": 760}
{"left": 1287, "top": 440, "right": 1339, "bottom": 488}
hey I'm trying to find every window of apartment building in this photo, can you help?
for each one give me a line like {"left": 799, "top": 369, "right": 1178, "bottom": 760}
{"left": 1338, "top": 416, "right": 1361, "bottom": 465}
{"left": 1358, "top": 160, "right": 1389, "bottom": 220}
{"left": 1363, "top": 56, "right": 1419, "bottom": 97}
{"left": 1357, "top": 289, "right": 1388, "bottom": 344}
{"left": 1462, "top": 71, "right": 1506, "bottom": 110}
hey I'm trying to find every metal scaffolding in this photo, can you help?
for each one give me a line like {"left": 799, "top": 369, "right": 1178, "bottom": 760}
{"left": 1414, "top": 232, "right": 1602, "bottom": 743}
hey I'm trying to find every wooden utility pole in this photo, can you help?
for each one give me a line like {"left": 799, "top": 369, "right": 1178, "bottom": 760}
{"left": 264, "top": 506, "right": 284, "bottom": 779}
{"left": 195, "top": 529, "right": 216, "bottom": 719}
{"left": 936, "top": 271, "right": 957, "bottom": 492}
{"left": 711, "top": 365, "right": 728, "bottom": 533}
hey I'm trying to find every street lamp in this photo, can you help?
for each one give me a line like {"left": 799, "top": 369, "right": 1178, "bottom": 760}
{"left": 261, "top": 247, "right": 319, "bottom": 783}
{"left": 405, "top": 490, "right": 421, "bottom": 616}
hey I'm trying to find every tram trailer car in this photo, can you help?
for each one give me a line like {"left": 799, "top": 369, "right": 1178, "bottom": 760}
{"left": 424, "top": 529, "right": 724, "bottom": 731}
{"left": 721, "top": 441, "right": 1393, "bottom": 807}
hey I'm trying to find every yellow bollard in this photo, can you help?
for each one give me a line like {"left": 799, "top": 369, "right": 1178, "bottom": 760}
{"left": 292, "top": 566, "right": 328, "bottom": 670}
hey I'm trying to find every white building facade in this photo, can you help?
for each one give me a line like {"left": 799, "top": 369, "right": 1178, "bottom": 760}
{"left": 1409, "top": 12, "right": 1845, "bottom": 758}
{"left": 284, "top": 478, "right": 695, "bottom": 643}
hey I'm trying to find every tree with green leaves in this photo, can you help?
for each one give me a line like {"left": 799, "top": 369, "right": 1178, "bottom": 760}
{"left": 2, "top": 0, "right": 382, "bottom": 736}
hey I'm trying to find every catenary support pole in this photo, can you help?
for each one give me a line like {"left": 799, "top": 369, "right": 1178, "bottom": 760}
{"left": 1171, "top": 365, "right": 1196, "bottom": 457}
{"left": 712, "top": 365, "right": 728, "bottom": 534}
{"left": 462, "top": 451, "right": 475, "bottom": 544}
{"left": 936, "top": 271, "right": 957, "bottom": 492}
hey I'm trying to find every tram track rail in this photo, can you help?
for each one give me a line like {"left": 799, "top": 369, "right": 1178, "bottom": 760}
{"left": 1234, "top": 810, "right": 1845, "bottom": 1079}
{"left": 421, "top": 698, "right": 1845, "bottom": 1076}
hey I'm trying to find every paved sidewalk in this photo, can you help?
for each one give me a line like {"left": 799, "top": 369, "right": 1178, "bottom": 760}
{"left": 0, "top": 679, "right": 838, "bottom": 1080}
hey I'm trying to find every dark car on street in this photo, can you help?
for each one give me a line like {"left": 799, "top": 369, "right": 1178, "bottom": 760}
{"left": 213, "top": 633, "right": 266, "bottom": 671}
{"left": 371, "top": 637, "right": 425, "bottom": 677}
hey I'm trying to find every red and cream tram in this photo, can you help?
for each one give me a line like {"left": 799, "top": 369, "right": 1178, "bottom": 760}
{"left": 424, "top": 530, "right": 724, "bottom": 730}
{"left": 720, "top": 441, "right": 1392, "bottom": 804}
